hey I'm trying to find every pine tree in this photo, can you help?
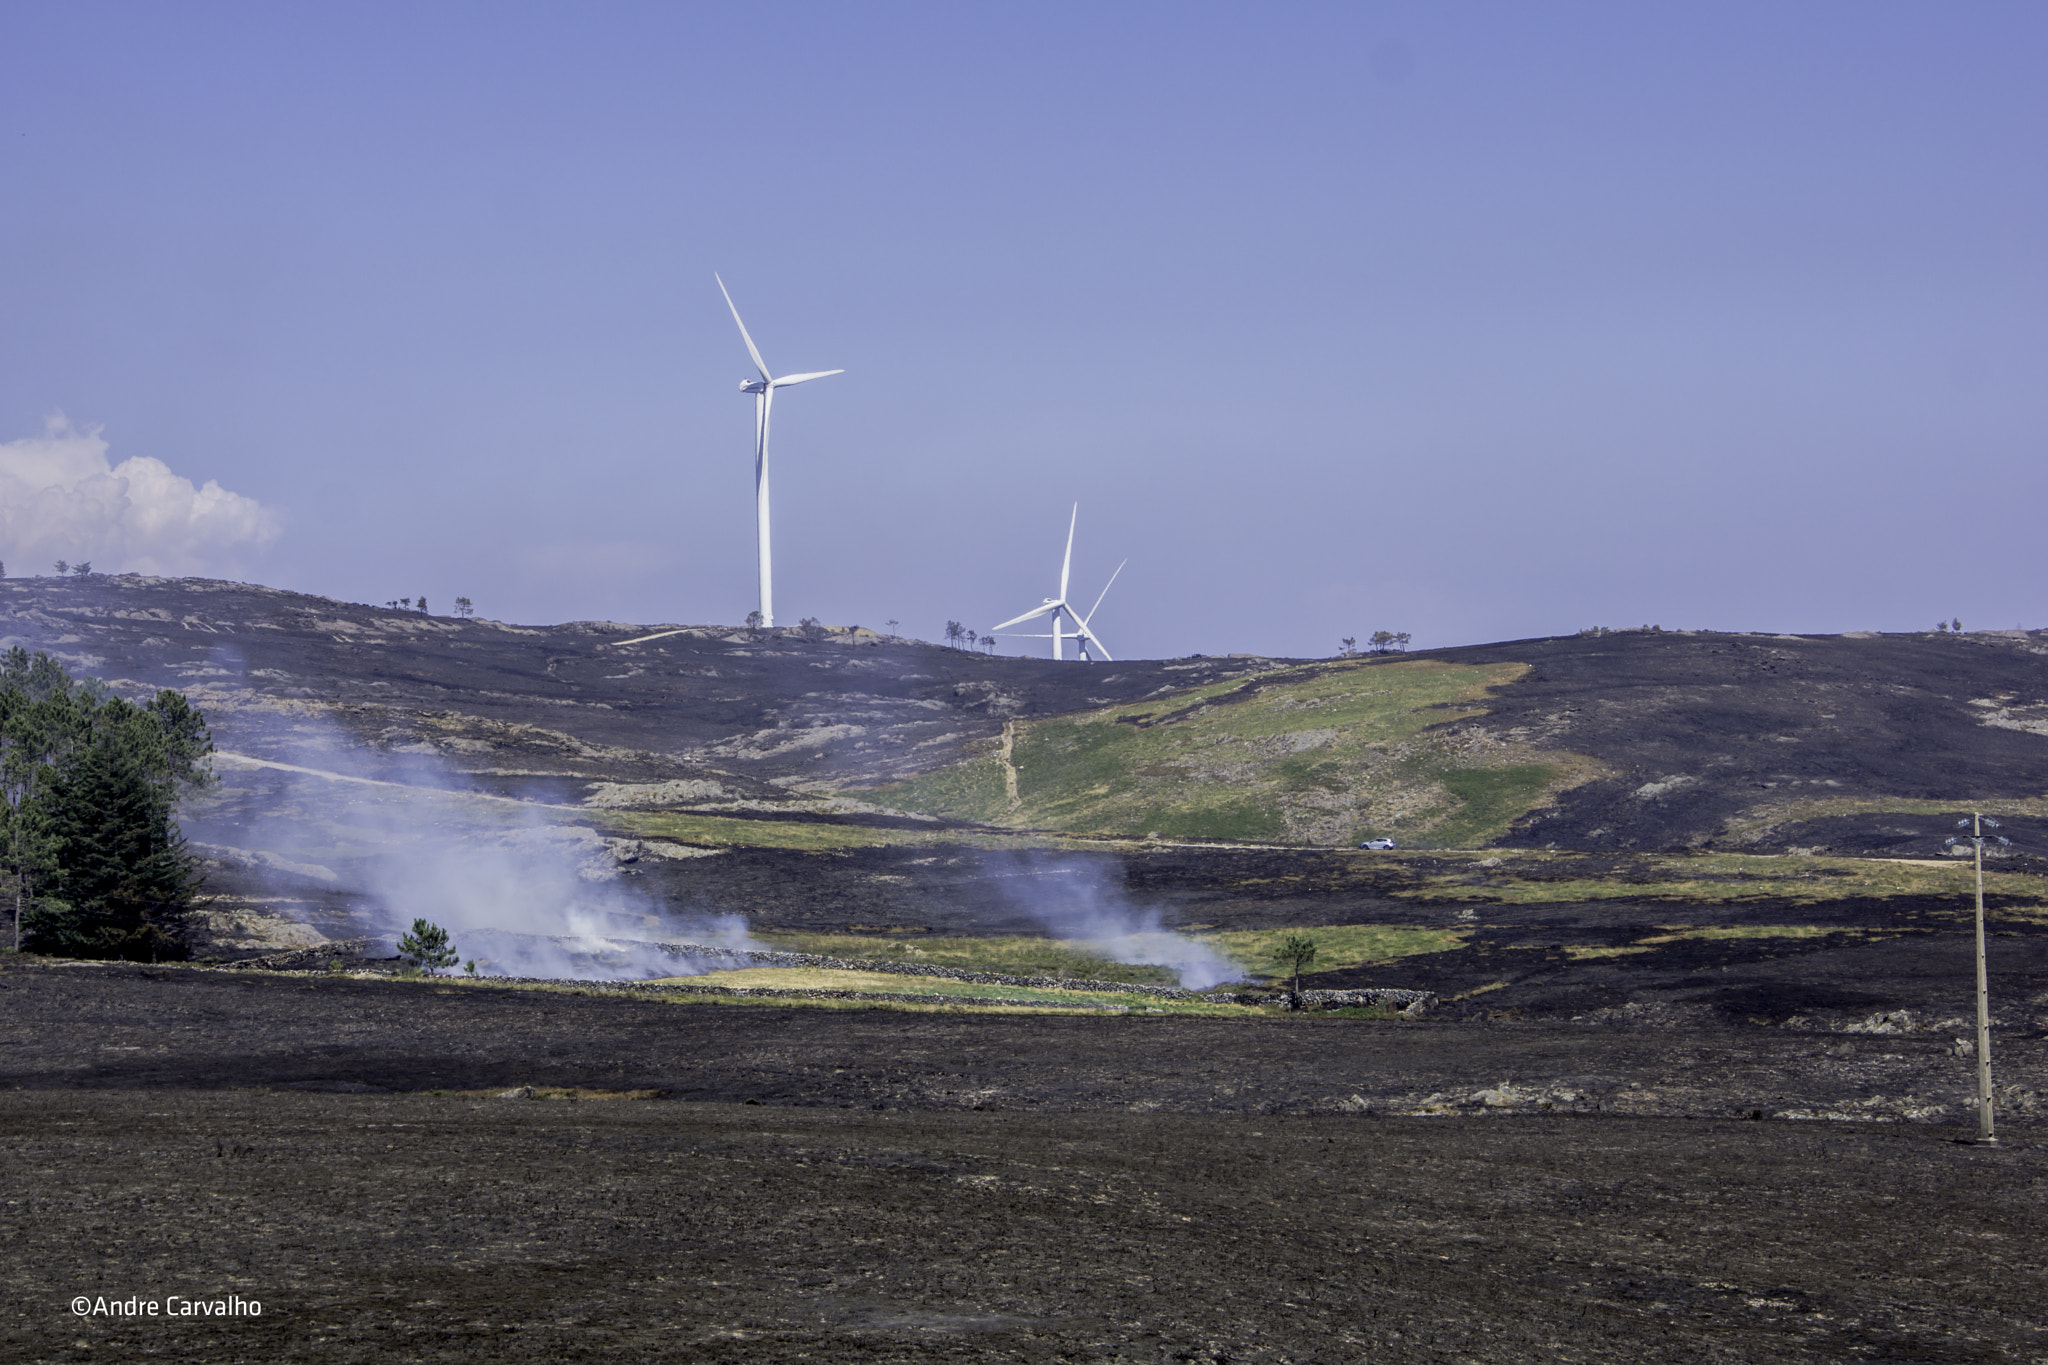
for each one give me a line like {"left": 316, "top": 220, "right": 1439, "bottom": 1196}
{"left": 1, "top": 649, "right": 88, "bottom": 952}
{"left": 33, "top": 726, "right": 198, "bottom": 960}
{"left": 398, "top": 918, "right": 458, "bottom": 975}
{"left": 0, "top": 650, "right": 212, "bottom": 960}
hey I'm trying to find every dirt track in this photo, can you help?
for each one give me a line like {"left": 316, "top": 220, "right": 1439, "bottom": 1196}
{"left": 4, "top": 965, "right": 2045, "bottom": 1363}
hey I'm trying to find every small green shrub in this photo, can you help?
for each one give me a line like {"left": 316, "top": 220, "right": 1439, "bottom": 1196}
{"left": 397, "top": 918, "right": 458, "bottom": 975}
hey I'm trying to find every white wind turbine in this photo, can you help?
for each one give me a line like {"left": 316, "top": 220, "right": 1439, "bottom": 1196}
{"left": 716, "top": 273, "right": 843, "bottom": 628}
{"left": 991, "top": 504, "right": 1126, "bottom": 662}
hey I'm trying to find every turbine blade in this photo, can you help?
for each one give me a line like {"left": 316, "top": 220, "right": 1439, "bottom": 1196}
{"left": 1083, "top": 558, "right": 1126, "bottom": 625}
{"left": 715, "top": 273, "right": 772, "bottom": 381}
{"left": 1060, "top": 503, "right": 1077, "bottom": 601}
{"left": 991, "top": 602, "right": 1059, "bottom": 631}
{"left": 768, "top": 369, "right": 845, "bottom": 387}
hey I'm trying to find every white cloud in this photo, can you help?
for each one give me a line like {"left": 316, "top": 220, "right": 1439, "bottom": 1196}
{"left": 0, "top": 413, "right": 281, "bottom": 576}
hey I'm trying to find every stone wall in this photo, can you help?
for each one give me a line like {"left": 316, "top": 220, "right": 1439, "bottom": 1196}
{"left": 1291, "top": 988, "right": 1436, "bottom": 1015}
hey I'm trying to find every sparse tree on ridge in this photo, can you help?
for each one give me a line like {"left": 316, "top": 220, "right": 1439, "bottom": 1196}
{"left": 884, "top": 619, "right": 900, "bottom": 634}
{"left": 453, "top": 597, "right": 474, "bottom": 619}
{"left": 397, "top": 918, "right": 458, "bottom": 976}
{"left": 416, "top": 596, "right": 429, "bottom": 615}
{"left": 54, "top": 561, "right": 67, "bottom": 576}
{"left": 745, "top": 610, "right": 764, "bottom": 629}
{"left": 1339, "top": 636, "right": 1358, "bottom": 657}
{"left": 945, "top": 621, "right": 965, "bottom": 649}
{"left": 72, "top": 563, "right": 91, "bottom": 577}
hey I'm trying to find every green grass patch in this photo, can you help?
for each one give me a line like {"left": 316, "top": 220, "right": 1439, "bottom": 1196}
{"left": 1192, "top": 925, "right": 1464, "bottom": 979}
{"left": 659, "top": 992, "right": 1251, "bottom": 1018}
{"left": 593, "top": 809, "right": 937, "bottom": 849}
{"left": 658, "top": 966, "right": 1249, "bottom": 1014}
{"left": 751, "top": 932, "right": 1187, "bottom": 986}
{"left": 1427, "top": 766, "right": 1565, "bottom": 848}
{"left": 871, "top": 657, "right": 1589, "bottom": 846}
{"left": 592, "top": 810, "right": 1107, "bottom": 852}
{"left": 1715, "top": 794, "right": 2048, "bottom": 846}
{"left": 1569, "top": 925, "right": 1867, "bottom": 959}
{"left": 1398, "top": 850, "right": 2048, "bottom": 908}
{"left": 1648, "top": 924, "right": 1839, "bottom": 942}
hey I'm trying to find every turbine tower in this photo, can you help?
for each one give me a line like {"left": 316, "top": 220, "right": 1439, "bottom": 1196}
{"left": 716, "top": 274, "right": 843, "bottom": 628}
{"left": 991, "top": 504, "right": 1125, "bottom": 662}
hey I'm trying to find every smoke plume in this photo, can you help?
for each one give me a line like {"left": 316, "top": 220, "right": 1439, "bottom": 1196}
{"left": 988, "top": 852, "right": 1243, "bottom": 989}
{"left": 190, "top": 710, "right": 759, "bottom": 980}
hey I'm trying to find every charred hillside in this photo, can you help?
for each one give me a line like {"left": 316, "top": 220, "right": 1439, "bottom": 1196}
{"left": 2, "top": 576, "right": 2046, "bottom": 853}
{"left": 1437, "top": 627, "right": 2048, "bottom": 851}
{"left": 0, "top": 575, "right": 1276, "bottom": 799}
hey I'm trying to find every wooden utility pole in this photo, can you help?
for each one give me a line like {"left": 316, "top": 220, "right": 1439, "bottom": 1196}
{"left": 1970, "top": 811, "right": 1997, "bottom": 1144}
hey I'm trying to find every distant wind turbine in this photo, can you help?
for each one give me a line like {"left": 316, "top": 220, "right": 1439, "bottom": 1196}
{"left": 716, "top": 274, "right": 843, "bottom": 629}
{"left": 991, "top": 504, "right": 1125, "bottom": 662}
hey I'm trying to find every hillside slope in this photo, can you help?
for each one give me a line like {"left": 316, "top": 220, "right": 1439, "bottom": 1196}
{"left": 0, "top": 575, "right": 1274, "bottom": 802}
{"left": 4, "top": 577, "right": 2046, "bottom": 859}
{"left": 9, "top": 576, "right": 2048, "bottom": 1024}
{"left": 1443, "top": 628, "right": 2048, "bottom": 852}
{"left": 874, "top": 657, "right": 1600, "bottom": 845}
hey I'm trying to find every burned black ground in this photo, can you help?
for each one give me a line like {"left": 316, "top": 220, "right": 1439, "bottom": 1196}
{"left": 9, "top": 578, "right": 2048, "bottom": 1359}
{"left": 3, "top": 965, "right": 2044, "bottom": 1363}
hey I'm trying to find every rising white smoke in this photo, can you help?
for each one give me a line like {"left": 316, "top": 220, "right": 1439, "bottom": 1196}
{"left": 356, "top": 820, "right": 762, "bottom": 980}
{"left": 988, "top": 852, "right": 1245, "bottom": 989}
{"left": 0, "top": 413, "right": 281, "bottom": 576}
{"left": 189, "top": 708, "right": 763, "bottom": 980}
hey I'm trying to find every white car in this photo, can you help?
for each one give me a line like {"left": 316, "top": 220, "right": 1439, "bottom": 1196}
{"left": 1358, "top": 838, "right": 1397, "bottom": 851}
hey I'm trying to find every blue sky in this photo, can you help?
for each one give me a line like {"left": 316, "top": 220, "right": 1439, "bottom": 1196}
{"left": 3, "top": 3, "right": 2044, "bottom": 656}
